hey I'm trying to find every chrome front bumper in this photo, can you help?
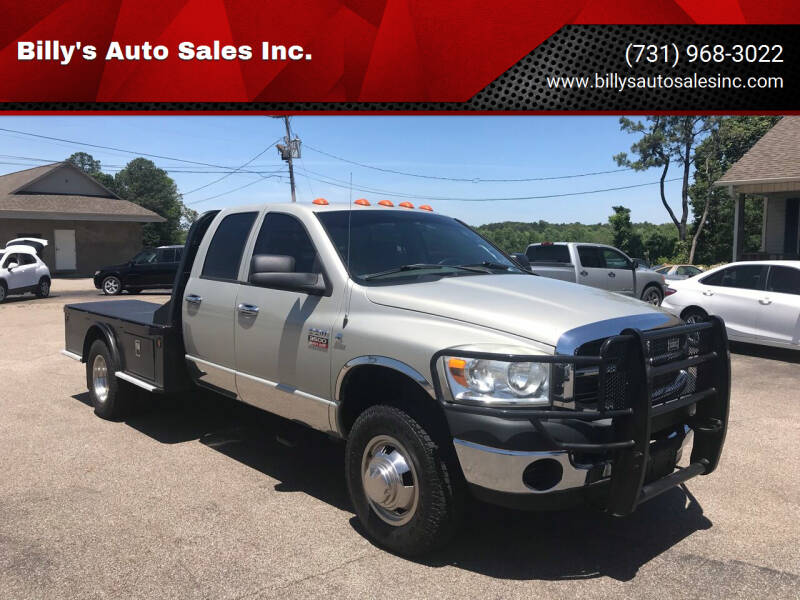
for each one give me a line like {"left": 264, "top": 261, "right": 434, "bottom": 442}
{"left": 453, "top": 429, "right": 694, "bottom": 496}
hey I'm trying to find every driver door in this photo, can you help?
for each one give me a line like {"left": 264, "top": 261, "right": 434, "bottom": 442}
{"left": 234, "top": 211, "right": 342, "bottom": 432}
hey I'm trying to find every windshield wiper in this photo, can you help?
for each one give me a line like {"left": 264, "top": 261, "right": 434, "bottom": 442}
{"left": 458, "top": 261, "right": 514, "bottom": 271}
{"left": 363, "top": 263, "right": 484, "bottom": 280}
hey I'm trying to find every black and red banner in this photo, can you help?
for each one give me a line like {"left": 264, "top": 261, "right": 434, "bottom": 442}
{"left": 1, "top": 0, "right": 799, "bottom": 110}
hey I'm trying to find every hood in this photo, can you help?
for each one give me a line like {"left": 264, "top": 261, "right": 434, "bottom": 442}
{"left": 366, "top": 274, "right": 677, "bottom": 349}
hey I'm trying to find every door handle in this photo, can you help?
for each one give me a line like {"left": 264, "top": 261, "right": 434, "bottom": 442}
{"left": 185, "top": 294, "right": 203, "bottom": 305}
{"left": 608, "top": 271, "right": 616, "bottom": 278}
{"left": 759, "top": 297, "right": 772, "bottom": 305}
{"left": 237, "top": 303, "right": 260, "bottom": 316}
{"left": 580, "top": 270, "right": 588, "bottom": 277}
{"left": 702, "top": 290, "right": 714, "bottom": 296}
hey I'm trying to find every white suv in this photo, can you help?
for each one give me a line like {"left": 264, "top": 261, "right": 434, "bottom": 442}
{"left": 0, "top": 238, "right": 52, "bottom": 303}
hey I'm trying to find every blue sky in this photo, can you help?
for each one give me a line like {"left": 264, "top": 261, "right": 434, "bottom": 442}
{"left": 0, "top": 116, "right": 686, "bottom": 226}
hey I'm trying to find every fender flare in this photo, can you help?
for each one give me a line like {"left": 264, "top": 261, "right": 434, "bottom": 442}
{"left": 334, "top": 356, "right": 436, "bottom": 404}
{"left": 82, "top": 322, "right": 122, "bottom": 368}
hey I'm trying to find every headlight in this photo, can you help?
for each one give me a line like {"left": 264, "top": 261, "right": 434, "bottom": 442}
{"left": 444, "top": 356, "right": 549, "bottom": 406}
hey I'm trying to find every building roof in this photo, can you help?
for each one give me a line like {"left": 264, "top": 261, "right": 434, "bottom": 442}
{"left": 717, "top": 116, "right": 800, "bottom": 185}
{"left": 0, "top": 162, "right": 165, "bottom": 222}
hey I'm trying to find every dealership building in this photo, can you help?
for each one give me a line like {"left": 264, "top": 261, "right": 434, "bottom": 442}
{"left": 0, "top": 162, "right": 163, "bottom": 276}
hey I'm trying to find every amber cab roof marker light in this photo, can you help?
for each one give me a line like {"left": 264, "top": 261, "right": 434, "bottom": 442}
{"left": 419, "top": 205, "right": 433, "bottom": 211}
{"left": 378, "top": 200, "right": 394, "bottom": 207}
{"left": 399, "top": 201, "right": 414, "bottom": 209}
{"left": 312, "top": 198, "right": 329, "bottom": 205}
{"left": 354, "top": 198, "right": 370, "bottom": 206}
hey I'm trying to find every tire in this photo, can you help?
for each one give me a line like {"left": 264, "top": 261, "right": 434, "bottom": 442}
{"left": 0, "top": 281, "right": 6, "bottom": 304}
{"left": 101, "top": 275, "right": 122, "bottom": 296}
{"left": 86, "top": 339, "right": 131, "bottom": 420}
{"left": 641, "top": 285, "right": 663, "bottom": 306}
{"left": 346, "top": 405, "right": 464, "bottom": 556}
{"left": 35, "top": 276, "right": 50, "bottom": 298}
{"left": 682, "top": 307, "right": 708, "bottom": 324}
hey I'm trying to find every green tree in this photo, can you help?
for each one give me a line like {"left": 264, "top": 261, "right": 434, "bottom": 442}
{"left": 688, "top": 116, "right": 780, "bottom": 264}
{"left": 608, "top": 206, "right": 643, "bottom": 257}
{"left": 112, "top": 158, "right": 185, "bottom": 246}
{"left": 614, "top": 116, "right": 718, "bottom": 246}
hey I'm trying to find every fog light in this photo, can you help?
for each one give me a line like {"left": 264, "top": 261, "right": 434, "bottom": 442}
{"left": 522, "top": 458, "right": 563, "bottom": 491}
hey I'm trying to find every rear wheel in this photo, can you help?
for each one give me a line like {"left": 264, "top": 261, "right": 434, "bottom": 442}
{"left": 346, "top": 405, "right": 464, "bottom": 556}
{"left": 35, "top": 276, "right": 50, "bottom": 298}
{"left": 102, "top": 276, "right": 122, "bottom": 296}
{"left": 86, "top": 339, "right": 131, "bottom": 420}
{"left": 641, "top": 285, "right": 663, "bottom": 305}
{"left": 0, "top": 281, "right": 6, "bottom": 303}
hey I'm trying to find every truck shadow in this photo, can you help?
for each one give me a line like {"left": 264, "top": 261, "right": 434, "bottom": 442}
{"left": 409, "top": 485, "right": 710, "bottom": 582}
{"left": 71, "top": 390, "right": 712, "bottom": 582}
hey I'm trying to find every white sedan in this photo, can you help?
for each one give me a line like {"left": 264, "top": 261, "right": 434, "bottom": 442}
{"left": 0, "top": 238, "right": 52, "bottom": 303}
{"left": 661, "top": 260, "right": 800, "bottom": 350}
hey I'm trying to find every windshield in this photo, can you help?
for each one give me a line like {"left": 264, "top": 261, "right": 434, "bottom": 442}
{"left": 316, "top": 210, "right": 522, "bottom": 284}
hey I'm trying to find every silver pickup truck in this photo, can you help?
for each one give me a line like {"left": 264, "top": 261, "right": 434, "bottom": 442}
{"left": 522, "top": 242, "right": 667, "bottom": 305}
{"left": 63, "top": 202, "right": 730, "bottom": 556}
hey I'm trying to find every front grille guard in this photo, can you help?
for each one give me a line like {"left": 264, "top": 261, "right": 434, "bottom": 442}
{"left": 430, "top": 316, "right": 730, "bottom": 515}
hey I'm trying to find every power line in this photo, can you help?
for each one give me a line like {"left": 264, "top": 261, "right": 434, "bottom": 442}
{"left": 297, "top": 165, "right": 681, "bottom": 202}
{"left": 187, "top": 175, "right": 285, "bottom": 206}
{"left": 183, "top": 139, "right": 282, "bottom": 194}
{"left": 304, "top": 143, "right": 632, "bottom": 183}
{"left": 0, "top": 126, "right": 277, "bottom": 172}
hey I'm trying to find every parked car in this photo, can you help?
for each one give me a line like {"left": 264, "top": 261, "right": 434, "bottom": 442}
{"left": 0, "top": 237, "right": 51, "bottom": 303}
{"left": 94, "top": 245, "right": 183, "bottom": 295}
{"left": 524, "top": 242, "right": 667, "bottom": 305}
{"left": 63, "top": 202, "right": 730, "bottom": 556}
{"left": 661, "top": 260, "right": 800, "bottom": 350}
{"left": 654, "top": 264, "right": 704, "bottom": 280}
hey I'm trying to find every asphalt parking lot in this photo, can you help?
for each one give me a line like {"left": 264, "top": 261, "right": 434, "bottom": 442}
{"left": 1, "top": 279, "right": 799, "bottom": 599}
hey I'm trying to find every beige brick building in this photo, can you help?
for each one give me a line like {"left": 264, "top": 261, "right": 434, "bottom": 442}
{"left": 0, "top": 162, "right": 164, "bottom": 275}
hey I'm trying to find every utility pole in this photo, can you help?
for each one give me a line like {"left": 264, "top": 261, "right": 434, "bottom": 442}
{"left": 275, "top": 116, "right": 300, "bottom": 202}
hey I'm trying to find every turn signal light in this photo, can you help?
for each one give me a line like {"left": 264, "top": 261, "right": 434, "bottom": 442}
{"left": 419, "top": 205, "right": 433, "bottom": 211}
{"left": 399, "top": 201, "right": 414, "bottom": 209}
{"left": 312, "top": 198, "right": 329, "bottom": 205}
{"left": 378, "top": 200, "right": 394, "bottom": 207}
{"left": 448, "top": 358, "right": 467, "bottom": 387}
{"left": 354, "top": 198, "right": 370, "bottom": 206}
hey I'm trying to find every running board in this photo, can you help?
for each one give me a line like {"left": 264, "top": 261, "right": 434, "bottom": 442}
{"left": 115, "top": 371, "right": 161, "bottom": 393}
{"left": 60, "top": 349, "right": 83, "bottom": 361}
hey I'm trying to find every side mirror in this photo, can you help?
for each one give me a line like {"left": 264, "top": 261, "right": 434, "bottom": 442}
{"left": 249, "top": 254, "right": 327, "bottom": 295}
{"left": 510, "top": 253, "right": 531, "bottom": 271}
{"left": 631, "top": 258, "right": 640, "bottom": 270}
{"left": 7, "top": 262, "right": 18, "bottom": 270}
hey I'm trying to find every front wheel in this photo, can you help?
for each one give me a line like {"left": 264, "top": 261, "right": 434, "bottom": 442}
{"left": 346, "top": 405, "right": 464, "bottom": 556}
{"left": 682, "top": 307, "right": 708, "bottom": 324}
{"left": 0, "top": 282, "right": 6, "bottom": 303}
{"left": 641, "top": 285, "right": 663, "bottom": 306}
{"left": 102, "top": 275, "right": 122, "bottom": 296}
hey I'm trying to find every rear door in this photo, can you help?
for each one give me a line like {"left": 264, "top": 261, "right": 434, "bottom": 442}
{"left": 182, "top": 211, "right": 258, "bottom": 396}
{"left": 756, "top": 265, "right": 800, "bottom": 346}
{"left": 233, "top": 211, "right": 341, "bottom": 432}
{"left": 697, "top": 265, "right": 769, "bottom": 340}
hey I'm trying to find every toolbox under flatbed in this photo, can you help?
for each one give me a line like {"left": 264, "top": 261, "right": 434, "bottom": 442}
{"left": 63, "top": 299, "right": 188, "bottom": 393}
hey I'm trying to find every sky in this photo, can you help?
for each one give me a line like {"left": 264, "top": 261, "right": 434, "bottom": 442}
{"left": 0, "top": 115, "right": 688, "bottom": 226}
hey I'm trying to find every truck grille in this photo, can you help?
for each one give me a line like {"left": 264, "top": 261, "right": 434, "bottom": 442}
{"left": 572, "top": 324, "right": 714, "bottom": 411}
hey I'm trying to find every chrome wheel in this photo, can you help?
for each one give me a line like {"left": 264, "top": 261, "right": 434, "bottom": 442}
{"left": 642, "top": 288, "right": 662, "bottom": 305}
{"left": 361, "top": 435, "right": 419, "bottom": 526}
{"left": 92, "top": 354, "right": 109, "bottom": 404}
{"left": 103, "top": 277, "right": 120, "bottom": 295}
